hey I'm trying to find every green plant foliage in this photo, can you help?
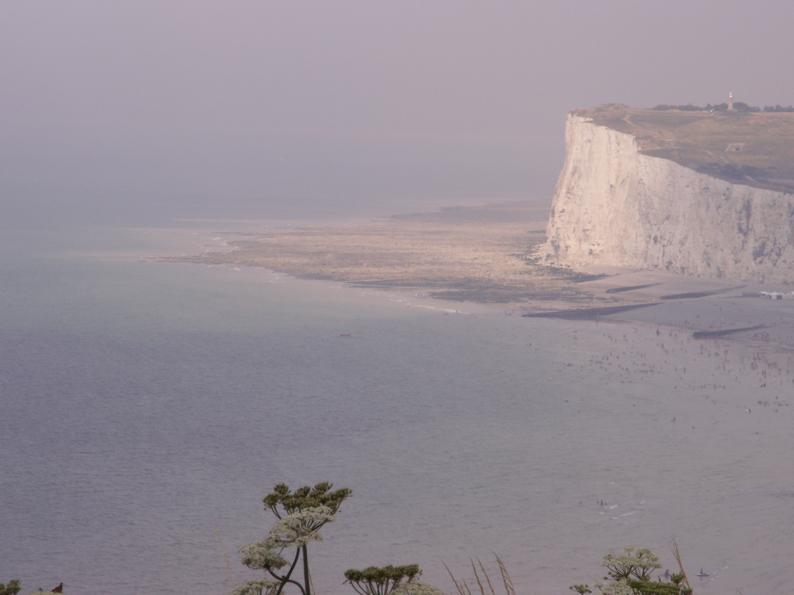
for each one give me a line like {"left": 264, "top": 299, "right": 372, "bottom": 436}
{"left": 626, "top": 575, "right": 691, "bottom": 595}
{"left": 0, "top": 580, "right": 21, "bottom": 595}
{"left": 589, "top": 547, "right": 692, "bottom": 595}
{"left": 602, "top": 547, "right": 661, "bottom": 582}
{"left": 344, "top": 564, "right": 421, "bottom": 595}
{"left": 651, "top": 102, "right": 794, "bottom": 113}
{"left": 391, "top": 583, "right": 445, "bottom": 595}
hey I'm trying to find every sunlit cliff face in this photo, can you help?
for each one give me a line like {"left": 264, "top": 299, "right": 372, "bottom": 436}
{"left": 543, "top": 114, "right": 794, "bottom": 283}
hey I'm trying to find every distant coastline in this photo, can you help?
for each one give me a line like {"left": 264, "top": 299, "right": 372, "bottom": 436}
{"left": 160, "top": 200, "right": 594, "bottom": 309}
{"left": 160, "top": 200, "right": 794, "bottom": 354}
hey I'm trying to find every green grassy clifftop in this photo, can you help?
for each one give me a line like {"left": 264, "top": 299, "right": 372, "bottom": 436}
{"left": 572, "top": 104, "right": 794, "bottom": 194}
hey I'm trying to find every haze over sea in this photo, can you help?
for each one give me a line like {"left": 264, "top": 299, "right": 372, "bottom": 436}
{"left": 6, "top": 2, "right": 794, "bottom": 593}
{"left": 3, "top": 208, "right": 794, "bottom": 595}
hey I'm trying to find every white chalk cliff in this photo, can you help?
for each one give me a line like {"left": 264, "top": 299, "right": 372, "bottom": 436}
{"left": 542, "top": 114, "right": 794, "bottom": 283}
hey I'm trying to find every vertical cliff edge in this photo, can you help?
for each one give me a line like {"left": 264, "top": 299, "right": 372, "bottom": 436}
{"left": 541, "top": 113, "right": 794, "bottom": 283}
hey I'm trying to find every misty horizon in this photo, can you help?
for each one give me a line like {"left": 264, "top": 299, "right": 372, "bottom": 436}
{"left": 3, "top": 2, "right": 793, "bottom": 227}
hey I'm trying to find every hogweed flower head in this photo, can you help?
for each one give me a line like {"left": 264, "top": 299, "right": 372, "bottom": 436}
{"left": 265, "top": 506, "right": 335, "bottom": 548}
{"left": 602, "top": 547, "right": 661, "bottom": 581}
{"left": 228, "top": 578, "right": 280, "bottom": 595}
{"left": 594, "top": 581, "right": 633, "bottom": 595}
{"left": 238, "top": 541, "right": 289, "bottom": 571}
{"left": 264, "top": 482, "right": 352, "bottom": 519}
{"left": 344, "top": 564, "right": 421, "bottom": 595}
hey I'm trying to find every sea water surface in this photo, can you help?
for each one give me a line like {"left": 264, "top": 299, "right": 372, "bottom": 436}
{"left": 2, "top": 226, "right": 793, "bottom": 595}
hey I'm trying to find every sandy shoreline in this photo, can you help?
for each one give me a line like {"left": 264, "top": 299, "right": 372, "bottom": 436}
{"left": 160, "top": 200, "right": 598, "bottom": 307}
{"left": 160, "top": 200, "right": 794, "bottom": 361}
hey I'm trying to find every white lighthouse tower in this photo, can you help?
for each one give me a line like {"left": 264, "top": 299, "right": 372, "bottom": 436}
{"left": 728, "top": 92, "right": 735, "bottom": 111}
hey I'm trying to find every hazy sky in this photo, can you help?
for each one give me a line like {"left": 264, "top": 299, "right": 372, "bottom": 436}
{"left": 3, "top": 1, "right": 794, "bottom": 226}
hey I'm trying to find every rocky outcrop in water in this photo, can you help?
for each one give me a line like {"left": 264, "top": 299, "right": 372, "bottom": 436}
{"left": 542, "top": 114, "right": 794, "bottom": 283}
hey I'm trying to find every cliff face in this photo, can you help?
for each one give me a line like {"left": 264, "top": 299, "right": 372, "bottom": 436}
{"left": 542, "top": 114, "right": 794, "bottom": 283}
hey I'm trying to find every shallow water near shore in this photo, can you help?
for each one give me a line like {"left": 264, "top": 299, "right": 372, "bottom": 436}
{"left": 2, "top": 226, "right": 794, "bottom": 595}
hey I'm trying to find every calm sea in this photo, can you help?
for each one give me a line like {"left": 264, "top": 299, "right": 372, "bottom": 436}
{"left": 2, "top": 225, "right": 793, "bottom": 595}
